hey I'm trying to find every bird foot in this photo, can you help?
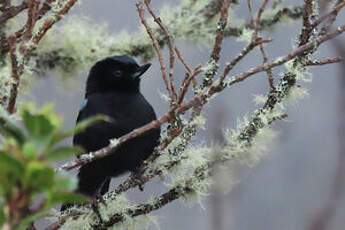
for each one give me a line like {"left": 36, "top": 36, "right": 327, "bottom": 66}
{"left": 131, "top": 171, "right": 145, "bottom": 191}
{"left": 96, "top": 193, "right": 107, "bottom": 207}
{"left": 89, "top": 195, "right": 106, "bottom": 224}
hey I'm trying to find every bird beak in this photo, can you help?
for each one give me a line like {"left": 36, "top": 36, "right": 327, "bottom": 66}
{"left": 132, "top": 63, "right": 151, "bottom": 79}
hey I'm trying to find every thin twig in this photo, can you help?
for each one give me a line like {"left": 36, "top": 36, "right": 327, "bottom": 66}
{"left": 178, "top": 66, "right": 202, "bottom": 105}
{"left": 259, "top": 43, "right": 275, "bottom": 89}
{"left": 203, "top": 0, "right": 230, "bottom": 87}
{"left": 247, "top": 0, "right": 274, "bottom": 89}
{"left": 0, "top": 1, "right": 28, "bottom": 24}
{"left": 174, "top": 47, "right": 198, "bottom": 89}
{"left": 144, "top": 0, "right": 178, "bottom": 103}
{"left": 210, "top": 38, "right": 272, "bottom": 93}
{"left": 136, "top": 2, "right": 175, "bottom": 102}
{"left": 6, "top": 0, "right": 78, "bottom": 114}
{"left": 312, "top": 1, "right": 345, "bottom": 30}
{"left": 306, "top": 57, "right": 343, "bottom": 66}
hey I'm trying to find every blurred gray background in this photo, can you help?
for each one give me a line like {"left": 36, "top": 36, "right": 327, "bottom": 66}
{"left": 28, "top": 1, "right": 345, "bottom": 229}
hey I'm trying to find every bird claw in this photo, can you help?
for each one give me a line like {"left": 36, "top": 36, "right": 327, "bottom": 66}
{"left": 131, "top": 171, "right": 145, "bottom": 191}
{"left": 96, "top": 194, "right": 107, "bottom": 207}
{"left": 89, "top": 196, "right": 105, "bottom": 224}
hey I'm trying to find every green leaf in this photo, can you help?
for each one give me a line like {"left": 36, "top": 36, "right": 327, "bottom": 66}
{"left": 0, "top": 151, "right": 24, "bottom": 173}
{"left": 49, "top": 115, "right": 108, "bottom": 147}
{"left": 0, "top": 151, "right": 25, "bottom": 177}
{"left": 0, "top": 151, "right": 24, "bottom": 195}
{"left": 46, "top": 146, "right": 84, "bottom": 160}
{"left": 24, "top": 162, "right": 54, "bottom": 191}
{"left": 52, "top": 176, "right": 77, "bottom": 191}
{"left": 69, "top": 115, "right": 109, "bottom": 135}
{"left": 15, "top": 210, "right": 47, "bottom": 230}
{"left": 0, "top": 107, "right": 26, "bottom": 145}
{"left": 46, "top": 191, "right": 85, "bottom": 207}
{"left": 22, "top": 110, "right": 56, "bottom": 137}
{"left": 22, "top": 142, "right": 37, "bottom": 160}
{"left": 0, "top": 204, "right": 5, "bottom": 229}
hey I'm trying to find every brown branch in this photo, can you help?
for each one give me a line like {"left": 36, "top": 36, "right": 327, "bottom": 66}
{"left": 7, "top": 41, "right": 20, "bottom": 114}
{"left": 259, "top": 43, "right": 275, "bottom": 89}
{"left": 0, "top": 1, "right": 28, "bottom": 24}
{"left": 210, "top": 0, "right": 229, "bottom": 63}
{"left": 5, "top": 0, "right": 78, "bottom": 114}
{"left": 38, "top": 0, "right": 57, "bottom": 18}
{"left": 254, "top": 0, "right": 269, "bottom": 38}
{"left": 32, "top": 0, "right": 78, "bottom": 45}
{"left": 136, "top": 2, "right": 175, "bottom": 102}
{"left": 246, "top": 0, "right": 255, "bottom": 29}
{"left": 247, "top": 0, "right": 274, "bottom": 89}
{"left": 203, "top": 0, "right": 230, "bottom": 88}
{"left": 99, "top": 169, "right": 209, "bottom": 229}
{"left": 144, "top": 0, "right": 178, "bottom": 103}
{"left": 22, "top": 0, "right": 40, "bottom": 45}
{"left": 210, "top": 38, "right": 272, "bottom": 93}
{"left": 178, "top": 65, "right": 202, "bottom": 105}
{"left": 175, "top": 47, "right": 198, "bottom": 89}
{"left": 174, "top": 47, "right": 192, "bottom": 74}
{"left": 0, "top": 0, "right": 11, "bottom": 11}
{"left": 0, "top": 0, "right": 58, "bottom": 56}
{"left": 305, "top": 57, "right": 343, "bottom": 66}
{"left": 312, "top": 1, "right": 345, "bottom": 30}
{"left": 226, "top": 24, "right": 345, "bottom": 87}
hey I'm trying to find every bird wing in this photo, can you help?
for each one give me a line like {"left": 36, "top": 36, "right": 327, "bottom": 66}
{"left": 73, "top": 93, "right": 157, "bottom": 153}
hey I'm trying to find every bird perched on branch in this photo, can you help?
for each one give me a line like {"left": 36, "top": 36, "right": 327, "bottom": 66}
{"left": 61, "top": 55, "right": 160, "bottom": 210}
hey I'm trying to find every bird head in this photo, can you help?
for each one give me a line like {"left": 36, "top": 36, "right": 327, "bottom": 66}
{"left": 85, "top": 55, "right": 151, "bottom": 95}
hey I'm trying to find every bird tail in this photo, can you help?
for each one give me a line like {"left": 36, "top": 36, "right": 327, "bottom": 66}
{"left": 60, "top": 172, "right": 111, "bottom": 212}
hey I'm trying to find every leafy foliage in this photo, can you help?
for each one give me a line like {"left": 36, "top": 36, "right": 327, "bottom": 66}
{"left": 0, "top": 105, "right": 93, "bottom": 229}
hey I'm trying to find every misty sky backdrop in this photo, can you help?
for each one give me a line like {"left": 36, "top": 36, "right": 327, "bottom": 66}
{"left": 27, "top": 1, "right": 345, "bottom": 229}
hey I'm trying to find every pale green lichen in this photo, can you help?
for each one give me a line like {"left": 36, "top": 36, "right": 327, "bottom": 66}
{"left": 227, "top": 7, "right": 245, "bottom": 30}
{"left": 261, "top": 7, "right": 282, "bottom": 22}
{"left": 158, "top": 90, "right": 171, "bottom": 103}
{"left": 28, "top": 0, "right": 221, "bottom": 79}
{"left": 62, "top": 194, "right": 158, "bottom": 230}
{"left": 285, "top": 60, "right": 312, "bottom": 82}
{"left": 253, "top": 94, "right": 268, "bottom": 106}
{"left": 236, "top": 28, "right": 254, "bottom": 44}
{"left": 223, "top": 116, "right": 278, "bottom": 166}
{"left": 98, "top": 194, "right": 129, "bottom": 223}
{"left": 109, "top": 214, "right": 158, "bottom": 230}
{"left": 286, "top": 86, "right": 309, "bottom": 104}
{"left": 109, "top": 138, "right": 120, "bottom": 148}
{"left": 168, "top": 145, "right": 211, "bottom": 186}
{"left": 181, "top": 172, "right": 213, "bottom": 206}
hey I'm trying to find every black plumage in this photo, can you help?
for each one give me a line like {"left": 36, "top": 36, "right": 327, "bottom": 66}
{"left": 62, "top": 56, "right": 160, "bottom": 209}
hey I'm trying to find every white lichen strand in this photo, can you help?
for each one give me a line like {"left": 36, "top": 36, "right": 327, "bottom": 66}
{"left": 285, "top": 60, "right": 312, "bottom": 82}
{"left": 253, "top": 94, "right": 268, "bottom": 106}
{"left": 236, "top": 28, "right": 254, "bottom": 44}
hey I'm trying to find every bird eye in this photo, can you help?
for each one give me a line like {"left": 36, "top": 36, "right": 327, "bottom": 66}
{"left": 113, "top": 70, "right": 122, "bottom": 77}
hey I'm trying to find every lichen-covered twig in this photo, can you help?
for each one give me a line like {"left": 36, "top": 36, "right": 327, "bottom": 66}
{"left": 3, "top": 1, "right": 345, "bottom": 229}
{"left": 24, "top": 4, "right": 304, "bottom": 77}
{"left": 136, "top": 2, "right": 177, "bottom": 104}
{"left": 57, "top": 22, "right": 345, "bottom": 172}
{"left": 312, "top": 1, "right": 345, "bottom": 30}
{"left": 5, "top": 0, "right": 79, "bottom": 114}
{"left": 144, "top": 0, "right": 178, "bottom": 103}
{"left": 0, "top": 1, "right": 28, "bottom": 24}
{"left": 247, "top": 0, "right": 275, "bottom": 90}
{"left": 202, "top": 0, "right": 229, "bottom": 88}
{"left": 305, "top": 57, "right": 342, "bottom": 66}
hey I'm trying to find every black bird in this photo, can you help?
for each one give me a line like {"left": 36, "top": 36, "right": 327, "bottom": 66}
{"left": 61, "top": 55, "right": 160, "bottom": 210}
